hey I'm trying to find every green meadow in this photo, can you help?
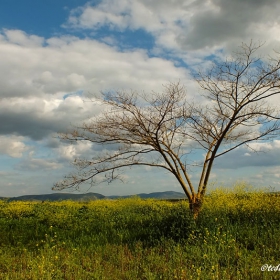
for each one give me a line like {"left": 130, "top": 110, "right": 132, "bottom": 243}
{"left": 0, "top": 185, "right": 280, "bottom": 279}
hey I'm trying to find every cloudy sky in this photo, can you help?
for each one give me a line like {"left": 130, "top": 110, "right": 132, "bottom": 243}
{"left": 1, "top": 0, "right": 280, "bottom": 197}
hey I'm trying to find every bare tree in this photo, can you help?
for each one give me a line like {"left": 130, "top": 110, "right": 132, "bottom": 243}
{"left": 54, "top": 42, "right": 280, "bottom": 216}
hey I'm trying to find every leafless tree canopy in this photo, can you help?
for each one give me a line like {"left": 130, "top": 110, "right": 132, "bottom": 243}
{"left": 54, "top": 42, "right": 280, "bottom": 214}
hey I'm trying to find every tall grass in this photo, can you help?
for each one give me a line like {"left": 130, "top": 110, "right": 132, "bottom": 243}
{"left": 0, "top": 185, "right": 279, "bottom": 279}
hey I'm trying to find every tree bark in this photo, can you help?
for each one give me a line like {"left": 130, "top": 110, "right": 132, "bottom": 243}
{"left": 189, "top": 195, "right": 203, "bottom": 219}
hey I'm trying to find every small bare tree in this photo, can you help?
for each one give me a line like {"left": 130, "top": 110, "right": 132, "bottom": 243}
{"left": 54, "top": 42, "right": 280, "bottom": 216}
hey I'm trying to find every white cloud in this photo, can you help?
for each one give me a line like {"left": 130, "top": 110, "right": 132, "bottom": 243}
{"left": 58, "top": 141, "right": 93, "bottom": 161}
{"left": 0, "top": 28, "right": 191, "bottom": 98}
{"left": 0, "top": 95, "right": 105, "bottom": 140}
{"left": 0, "top": 28, "right": 193, "bottom": 142}
{"left": 65, "top": 0, "right": 190, "bottom": 52}
{"left": 4, "top": 29, "right": 45, "bottom": 47}
{"left": 0, "top": 136, "right": 28, "bottom": 158}
{"left": 66, "top": 0, "right": 280, "bottom": 60}
{"left": 247, "top": 142, "right": 274, "bottom": 152}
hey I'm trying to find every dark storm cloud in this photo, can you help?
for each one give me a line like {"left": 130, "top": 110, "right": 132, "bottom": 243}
{"left": 178, "top": 0, "right": 280, "bottom": 50}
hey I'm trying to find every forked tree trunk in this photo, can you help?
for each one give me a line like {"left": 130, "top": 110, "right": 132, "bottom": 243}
{"left": 189, "top": 195, "right": 203, "bottom": 219}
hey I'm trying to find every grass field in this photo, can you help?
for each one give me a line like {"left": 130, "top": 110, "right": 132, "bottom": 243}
{"left": 0, "top": 184, "right": 280, "bottom": 279}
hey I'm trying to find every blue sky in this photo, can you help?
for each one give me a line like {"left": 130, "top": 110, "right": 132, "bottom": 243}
{"left": 1, "top": 0, "right": 280, "bottom": 197}
{"left": 0, "top": 1, "right": 88, "bottom": 36}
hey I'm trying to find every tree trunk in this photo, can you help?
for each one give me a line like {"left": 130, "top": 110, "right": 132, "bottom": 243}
{"left": 189, "top": 195, "right": 203, "bottom": 219}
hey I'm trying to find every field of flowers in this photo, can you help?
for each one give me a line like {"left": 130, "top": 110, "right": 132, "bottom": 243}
{"left": 0, "top": 185, "right": 280, "bottom": 279}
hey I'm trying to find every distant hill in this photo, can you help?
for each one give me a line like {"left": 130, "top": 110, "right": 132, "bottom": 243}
{"left": 108, "top": 191, "right": 186, "bottom": 200}
{"left": 4, "top": 192, "right": 106, "bottom": 202}
{"left": 0, "top": 191, "right": 186, "bottom": 202}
